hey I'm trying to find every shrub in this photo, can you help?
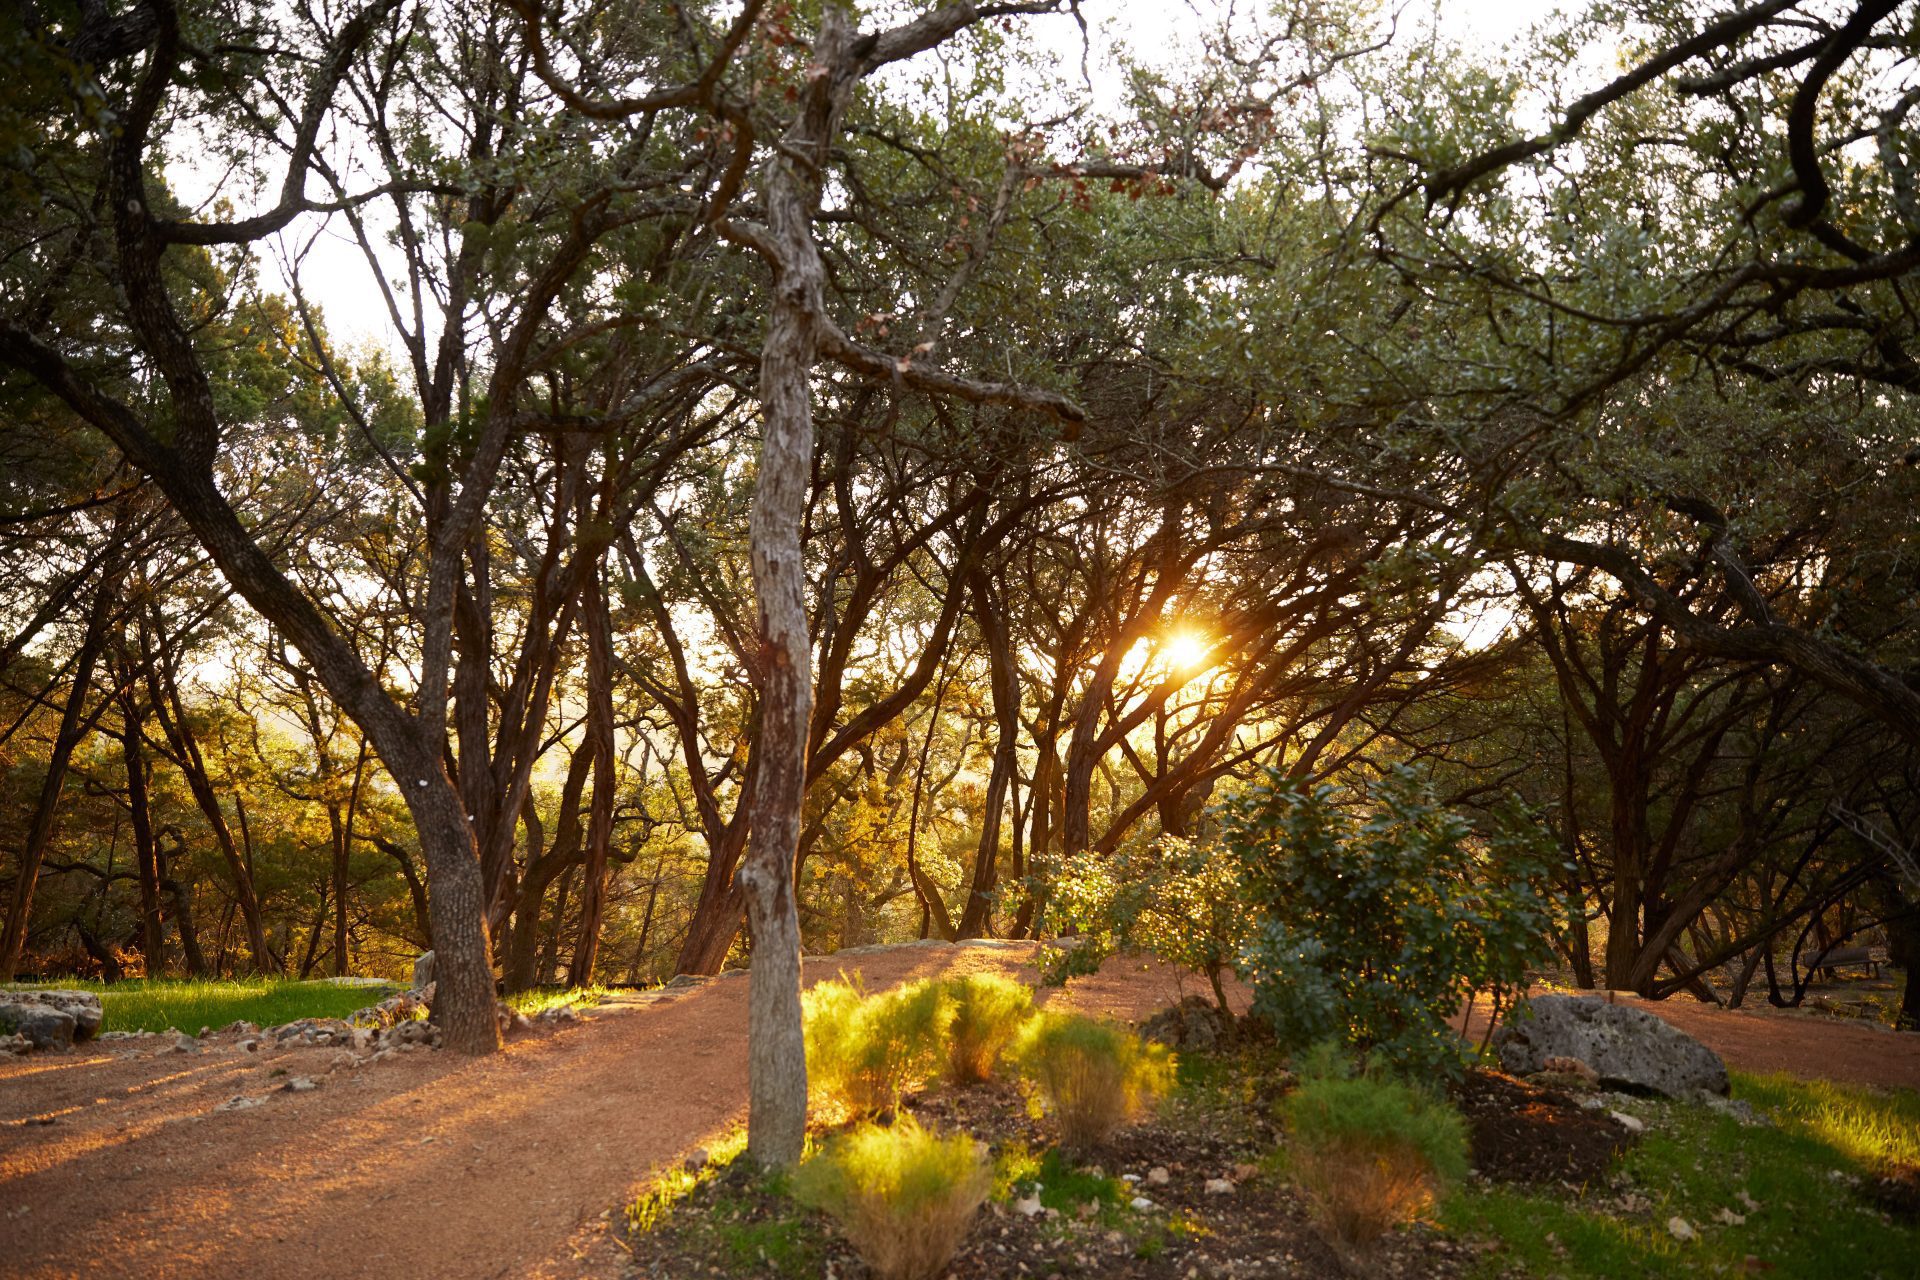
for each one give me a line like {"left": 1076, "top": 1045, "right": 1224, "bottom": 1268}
{"left": 1012, "top": 1011, "right": 1173, "bottom": 1151}
{"left": 1223, "top": 765, "right": 1559, "bottom": 1076}
{"left": 942, "top": 974, "right": 1034, "bottom": 1083}
{"left": 803, "top": 976, "right": 951, "bottom": 1116}
{"left": 1043, "top": 839, "right": 1253, "bottom": 1015}
{"left": 1285, "top": 1051, "right": 1470, "bottom": 1274}
{"left": 790, "top": 1115, "right": 991, "bottom": 1280}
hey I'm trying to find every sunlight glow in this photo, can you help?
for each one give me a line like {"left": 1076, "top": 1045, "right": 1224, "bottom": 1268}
{"left": 1161, "top": 629, "right": 1211, "bottom": 674}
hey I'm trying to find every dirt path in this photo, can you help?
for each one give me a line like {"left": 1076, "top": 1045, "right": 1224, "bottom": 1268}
{"left": 2, "top": 944, "right": 1914, "bottom": 1279}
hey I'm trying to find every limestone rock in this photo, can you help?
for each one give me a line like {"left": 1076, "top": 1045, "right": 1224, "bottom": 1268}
{"left": 1495, "top": 995, "right": 1730, "bottom": 1098}
{"left": 0, "top": 1001, "right": 78, "bottom": 1051}
{"left": 1139, "top": 996, "right": 1228, "bottom": 1051}
{"left": 0, "top": 989, "right": 102, "bottom": 1048}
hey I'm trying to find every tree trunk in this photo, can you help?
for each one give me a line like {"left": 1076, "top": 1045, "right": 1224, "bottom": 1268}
{"left": 0, "top": 567, "right": 117, "bottom": 981}
{"left": 570, "top": 563, "right": 618, "bottom": 986}
{"left": 122, "top": 699, "right": 167, "bottom": 976}
{"left": 143, "top": 627, "right": 271, "bottom": 971}
{"left": 958, "top": 571, "right": 1017, "bottom": 937}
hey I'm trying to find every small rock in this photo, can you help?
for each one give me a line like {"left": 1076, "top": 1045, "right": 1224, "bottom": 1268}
{"left": 280, "top": 1076, "right": 318, "bottom": 1093}
{"left": 1668, "top": 1216, "right": 1696, "bottom": 1242}
{"left": 1129, "top": 1196, "right": 1155, "bottom": 1212}
{"left": 1714, "top": 1208, "right": 1746, "bottom": 1226}
{"left": 683, "top": 1148, "right": 709, "bottom": 1173}
{"left": 1121, "top": 1173, "right": 1141, "bottom": 1184}
{"left": 238, "top": 1038, "right": 260, "bottom": 1053}
{"left": 1610, "top": 1111, "right": 1646, "bottom": 1134}
{"left": 1077, "top": 1201, "right": 1098, "bottom": 1220}
{"left": 1146, "top": 1166, "right": 1170, "bottom": 1186}
{"left": 1204, "top": 1178, "right": 1234, "bottom": 1195}
{"left": 197, "top": 1025, "right": 212, "bottom": 1039}
{"left": 172, "top": 1033, "right": 199, "bottom": 1053}
{"left": 216, "top": 1094, "right": 265, "bottom": 1112}
{"left": 1737, "top": 1190, "right": 1762, "bottom": 1212}
{"left": 1542, "top": 1054, "right": 1601, "bottom": 1085}
{"left": 327, "top": 1051, "right": 357, "bottom": 1072}
{"left": 1013, "top": 1193, "right": 1044, "bottom": 1218}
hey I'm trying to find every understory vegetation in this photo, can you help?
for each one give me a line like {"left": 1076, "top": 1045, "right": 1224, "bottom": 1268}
{"left": 627, "top": 977, "right": 1920, "bottom": 1280}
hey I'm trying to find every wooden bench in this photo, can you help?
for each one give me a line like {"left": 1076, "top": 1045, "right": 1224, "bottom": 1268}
{"left": 1811, "top": 945, "right": 1882, "bottom": 980}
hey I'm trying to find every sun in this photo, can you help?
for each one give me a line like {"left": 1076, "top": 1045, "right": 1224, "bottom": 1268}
{"left": 1161, "top": 629, "right": 1211, "bottom": 673}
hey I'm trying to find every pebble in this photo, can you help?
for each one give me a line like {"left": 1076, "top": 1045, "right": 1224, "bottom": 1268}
{"left": 1146, "top": 1166, "right": 1170, "bottom": 1186}
{"left": 1129, "top": 1196, "right": 1155, "bottom": 1212}
{"left": 1610, "top": 1110, "right": 1646, "bottom": 1134}
{"left": 1204, "top": 1178, "right": 1234, "bottom": 1195}
{"left": 280, "top": 1076, "right": 318, "bottom": 1093}
{"left": 1667, "top": 1216, "right": 1696, "bottom": 1242}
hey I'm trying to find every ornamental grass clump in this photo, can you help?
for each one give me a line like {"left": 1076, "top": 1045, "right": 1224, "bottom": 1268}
{"left": 803, "top": 975, "right": 951, "bottom": 1116}
{"left": 941, "top": 973, "right": 1034, "bottom": 1084}
{"left": 790, "top": 1115, "right": 992, "bottom": 1280}
{"left": 1012, "top": 1011, "right": 1173, "bottom": 1151}
{"left": 1284, "top": 1050, "right": 1469, "bottom": 1275}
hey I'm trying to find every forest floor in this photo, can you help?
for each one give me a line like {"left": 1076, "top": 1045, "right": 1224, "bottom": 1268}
{"left": 1, "top": 941, "right": 1915, "bottom": 1280}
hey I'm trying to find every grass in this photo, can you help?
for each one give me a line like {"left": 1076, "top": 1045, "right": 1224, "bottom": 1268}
{"left": 1440, "top": 1070, "right": 1920, "bottom": 1279}
{"left": 503, "top": 985, "right": 611, "bottom": 1017}
{"left": 622, "top": 1129, "right": 829, "bottom": 1279}
{"left": 3, "top": 977, "right": 399, "bottom": 1034}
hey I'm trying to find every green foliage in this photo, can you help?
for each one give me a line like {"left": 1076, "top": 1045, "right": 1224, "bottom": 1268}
{"left": 1223, "top": 766, "right": 1558, "bottom": 1076}
{"left": 3, "top": 978, "right": 397, "bottom": 1034}
{"left": 1285, "top": 1049, "right": 1471, "bottom": 1186}
{"left": 1285, "top": 1048, "right": 1470, "bottom": 1269}
{"left": 1043, "top": 837, "right": 1254, "bottom": 1008}
{"left": 803, "top": 975, "right": 952, "bottom": 1116}
{"left": 942, "top": 973, "right": 1034, "bottom": 1083}
{"left": 1011, "top": 1011, "right": 1174, "bottom": 1151}
{"left": 790, "top": 1115, "right": 992, "bottom": 1280}
{"left": 1442, "top": 1072, "right": 1920, "bottom": 1280}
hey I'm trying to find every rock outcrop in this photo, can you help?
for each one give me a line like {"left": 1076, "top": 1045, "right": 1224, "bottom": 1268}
{"left": 1494, "top": 994, "right": 1730, "bottom": 1098}
{"left": 0, "top": 989, "right": 104, "bottom": 1052}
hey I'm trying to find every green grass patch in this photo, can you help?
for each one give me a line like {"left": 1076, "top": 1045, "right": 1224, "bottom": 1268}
{"left": 504, "top": 985, "right": 610, "bottom": 1017}
{"left": 1440, "top": 1070, "right": 1920, "bottom": 1279}
{"left": 622, "top": 1129, "right": 828, "bottom": 1279}
{"left": 3, "top": 977, "right": 398, "bottom": 1034}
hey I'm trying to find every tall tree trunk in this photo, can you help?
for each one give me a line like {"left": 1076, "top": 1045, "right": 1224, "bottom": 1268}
{"left": 0, "top": 566, "right": 118, "bottom": 981}
{"left": 142, "top": 622, "right": 271, "bottom": 971}
{"left": 959, "top": 572, "right": 1018, "bottom": 937}
{"left": 121, "top": 691, "right": 167, "bottom": 976}
{"left": 674, "top": 821, "right": 749, "bottom": 975}
{"left": 571, "top": 564, "right": 617, "bottom": 986}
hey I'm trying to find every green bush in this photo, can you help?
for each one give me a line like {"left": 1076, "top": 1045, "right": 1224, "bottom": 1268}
{"left": 803, "top": 976, "right": 951, "bottom": 1116}
{"left": 1042, "top": 838, "right": 1252, "bottom": 1013}
{"left": 1011, "top": 1011, "right": 1174, "bottom": 1151}
{"left": 942, "top": 973, "right": 1033, "bottom": 1083}
{"left": 1224, "top": 765, "right": 1558, "bottom": 1076}
{"left": 791, "top": 1115, "right": 991, "bottom": 1280}
{"left": 1285, "top": 1049, "right": 1470, "bottom": 1272}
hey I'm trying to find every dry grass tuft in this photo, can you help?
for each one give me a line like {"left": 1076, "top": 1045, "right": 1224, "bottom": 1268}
{"left": 943, "top": 973, "right": 1033, "bottom": 1084}
{"left": 1012, "top": 1011, "right": 1173, "bottom": 1151}
{"left": 791, "top": 1115, "right": 991, "bottom": 1280}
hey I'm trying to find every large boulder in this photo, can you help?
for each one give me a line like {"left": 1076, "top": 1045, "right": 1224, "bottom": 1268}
{"left": 0, "top": 1000, "right": 77, "bottom": 1051}
{"left": 1495, "top": 995, "right": 1729, "bottom": 1098}
{"left": 0, "top": 989, "right": 104, "bottom": 1051}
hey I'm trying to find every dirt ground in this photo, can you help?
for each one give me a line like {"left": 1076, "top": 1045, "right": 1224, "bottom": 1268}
{"left": 2, "top": 943, "right": 1915, "bottom": 1280}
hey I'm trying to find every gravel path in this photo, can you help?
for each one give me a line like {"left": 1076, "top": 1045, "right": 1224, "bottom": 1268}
{"left": 2, "top": 944, "right": 1913, "bottom": 1279}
